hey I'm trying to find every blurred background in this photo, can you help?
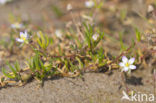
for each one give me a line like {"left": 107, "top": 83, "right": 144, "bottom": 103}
{"left": 0, "top": 0, "right": 154, "bottom": 28}
{"left": 1, "top": 0, "right": 156, "bottom": 65}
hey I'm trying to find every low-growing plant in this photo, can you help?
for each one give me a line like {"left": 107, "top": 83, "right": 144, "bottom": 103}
{"left": 83, "top": 23, "right": 104, "bottom": 51}
{"left": 2, "top": 61, "right": 21, "bottom": 80}
{"left": 37, "top": 31, "right": 50, "bottom": 51}
{"left": 27, "top": 52, "right": 55, "bottom": 82}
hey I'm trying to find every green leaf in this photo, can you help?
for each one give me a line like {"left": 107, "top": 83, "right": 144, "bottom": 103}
{"left": 51, "top": 5, "right": 63, "bottom": 17}
{"left": 69, "top": 62, "right": 75, "bottom": 72}
{"left": 37, "top": 31, "right": 50, "bottom": 50}
{"left": 76, "top": 57, "right": 84, "bottom": 69}
{"left": 15, "top": 61, "right": 20, "bottom": 72}
{"left": 119, "top": 32, "right": 127, "bottom": 50}
{"left": 7, "top": 62, "right": 17, "bottom": 76}
{"left": 2, "top": 68, "right": 15, "bottom": 79}
{"left": 83, "top": 23, "right": 93, "bottom": 49}
{"left": 135, "top": 28, "right": 141, "bottom": 42}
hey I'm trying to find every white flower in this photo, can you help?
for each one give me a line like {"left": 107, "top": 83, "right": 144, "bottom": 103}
{"left": 85, "top": 0, "right": 94, "bottom": 8}
{"left": 148, "top": 5, "right": 154, "bottom": 13}
{"left": 119, "top": 56, "right": 136, "bottom": 72}
{"left": 0, "top": 0, "right": 11, "bottom": 5}
{"left": 11, "top": 22, "right": 24, "bottom": 29}
{"left": 67, "top": 3, "right": 72, "bottom": 11}
{"left": 16, "top": 31, "right": 29, "bottom": 43}
{"left": 92, "top": 34, "right": 99, "bottom": 41}
{"left": 55, "top": 29, "right": 62, "bottom": 38}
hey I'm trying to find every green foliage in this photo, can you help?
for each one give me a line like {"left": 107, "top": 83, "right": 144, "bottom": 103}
{"left": 63, "top": 58, "right": 81, "bottom": 73}
{"left": 51, "top": 5, "right": 63, "bottom": 17}
{"left": 8, "top": 13, "right": 21, "bottom": 23}
{"left": 93, "top": 29, "right": 104, "bottom": 48}
{"left": 94, "top": 0, "right": 103, "bottom": 9}
{"left": 83, "top": 23, "right": 104, "bottom": 51}
{"left": 76, "top": 57, "right": 84, "bottom": 69}
{"left": 119, "top": 32, "right": 127, "bottom": 51}
{"left": 90, "top": 48, "right": 106, "bottom": 67}
{"left": 120, "top": 9, "right": 127, "bottom": 21}
{"left": 84, "top": 23, "right": 93, "bottom": 49}
{"left": 27, "top": 53, "right": 54, "bottom": 81}
{"left": 37, "top": 31, "right": 51, "bottom": 50}
{"left": 96, "top": 48, "right": 105, "bottom": 64}
{"left": 135, "top": 28, "right": 141, "bottom": 42}
{"left": 2, "top": 61, "right": 21, "bottom": 80}
{"left": 74, "top": 35, "right": 83, "bottom": 49}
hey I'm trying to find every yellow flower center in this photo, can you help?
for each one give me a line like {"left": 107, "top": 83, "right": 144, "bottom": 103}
{"left": 21, "top": 35, "right": 26, "bottom": 41}
{"left": 15, "top": 23, "right": 19, "bottom": 27}
{"left": 125, "top": 62, "right": 130, "bottom": 67}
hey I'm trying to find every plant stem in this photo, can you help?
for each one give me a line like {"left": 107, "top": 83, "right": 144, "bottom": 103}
{"left": 121, "top": 72, "right": 129, "bottom": 93}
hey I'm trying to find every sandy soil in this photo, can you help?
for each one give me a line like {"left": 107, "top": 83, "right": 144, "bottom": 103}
{"left": 0, "top": 69, "right": 155, "bottom": 103}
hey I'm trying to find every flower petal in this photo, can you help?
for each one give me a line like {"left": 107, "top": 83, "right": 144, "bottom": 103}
{"left": 123, "top": 67, "right": 129, "bottom": 72}
{"left": 122, "top": 56, "right": 128, "bottom": 63}
{"left": 92, "top": 34, "right": 99, "bottom": 41}
{"left": 85, "top": 1, "right": 94, "bottom": 8}
{"left": 55, "top": 30, "right": 62, "bottom": 38}
{"left": 129, "top": 65, "right": 136, "bottom": 70}
{"left": 119, "top": 62, "right": 124, "bottom": 67}
{"left": 11, "top": 24, "right": 15, "bottom": 28}
{"left": 24, "top": 31, "right": 28, "bottom": 36}
{"left": 16, "top": 38, "right": 24, "bottom": 43}
{"left": 129, "top": 58, "right": 135, "bottom": 64}
{"left": 20, "top": 32, "right": 25, "bottom": 37}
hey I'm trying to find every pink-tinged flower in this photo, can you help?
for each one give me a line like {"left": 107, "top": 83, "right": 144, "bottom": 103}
{"left": 16, "top": 31, "right": 29, "bottom": 43}
{"left": 85, "top": 0, "right": 94, "bottom": 8}
{"left": 92, "top": 34, "right": 99, "bottom": 41}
